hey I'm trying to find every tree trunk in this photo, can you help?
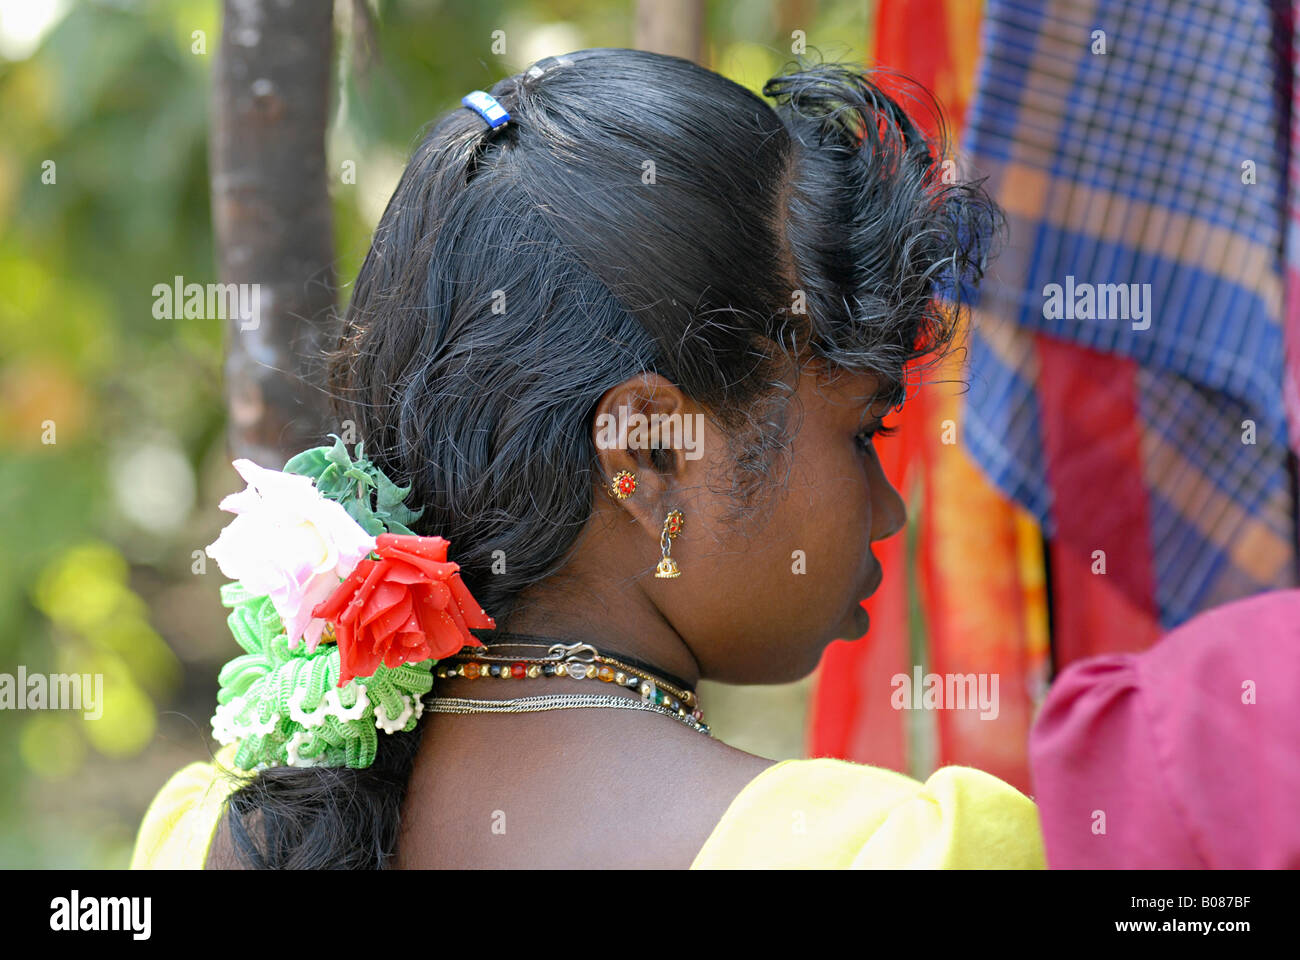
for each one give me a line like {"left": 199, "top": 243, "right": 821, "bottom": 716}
{"left": 211, "top": 0, "right": 337, "bottom": 468}
{"left": 635, "top": 0, "right": 705, "bottom": 63}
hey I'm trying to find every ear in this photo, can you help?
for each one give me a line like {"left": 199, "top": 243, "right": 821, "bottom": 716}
{"left": 591, "top": 373, "right": 706, "bottom": 539}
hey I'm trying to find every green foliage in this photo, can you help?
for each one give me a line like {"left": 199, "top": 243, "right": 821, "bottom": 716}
{"left": 284, "top": 435, "right": 423, "bottom": 535}
{"left": 0, "top": 0, "right": 221, "bottom": 869}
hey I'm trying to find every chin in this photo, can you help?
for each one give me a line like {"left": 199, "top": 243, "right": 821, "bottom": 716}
{"left": 721, "top": 612, "right": 870, "bottom": 684}
{"left": 781, "top": 617, "right": 866, "bottom": 682}
{"left": 831, "top": 603, "right": 871, "bottom": 644}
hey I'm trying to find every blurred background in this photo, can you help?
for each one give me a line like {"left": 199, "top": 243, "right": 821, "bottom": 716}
{"left": 4, "top": 0, "right": 1297, "bottom": 869}
{"left": 0, "top": 0, "right": 874, "bottom": 869}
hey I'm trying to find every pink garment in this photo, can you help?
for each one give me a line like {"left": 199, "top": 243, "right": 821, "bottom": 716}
{"left": 1028, "top": 588, "right": 1300, "bottom": 869}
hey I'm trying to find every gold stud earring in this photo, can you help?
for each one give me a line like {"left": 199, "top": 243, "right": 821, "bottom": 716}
{"left": 655, "top": 509, "right": 684, "bottom": 578}
{"left": 608, "top": 469, "right": 638, "bottom": 500}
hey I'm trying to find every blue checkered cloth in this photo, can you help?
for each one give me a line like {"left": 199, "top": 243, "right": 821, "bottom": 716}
{"left": 960, "top": 0, "right": 1298, "bottom": 628}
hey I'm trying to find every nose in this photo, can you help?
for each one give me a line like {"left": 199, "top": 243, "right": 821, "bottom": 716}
{"left": 871, "top": 471, "right": 907, "bottom": 543}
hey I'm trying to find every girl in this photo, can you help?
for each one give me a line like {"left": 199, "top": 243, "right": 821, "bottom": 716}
{"left": 132, "top": 48, "right": 1044, "bottom": 869}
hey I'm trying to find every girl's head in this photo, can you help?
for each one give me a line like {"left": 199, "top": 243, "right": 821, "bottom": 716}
{"left": 219, "top": 48, "right": 998, "bottom": 868}
{"left": 332, "top": 48, "right": 998, "bottom": 684}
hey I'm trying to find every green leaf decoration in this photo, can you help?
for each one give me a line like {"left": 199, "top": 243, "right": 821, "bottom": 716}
{"left": 325, "top": 435, "right": 351, "bottom": 471}
{"left": 283, "top": 435, "right": 425, "bottom": 537}
{"left": 282, "top": 446, "right": 331, "bottom": 482}
{"left": 343, "top": 497, "right": 386, "bottom": 536}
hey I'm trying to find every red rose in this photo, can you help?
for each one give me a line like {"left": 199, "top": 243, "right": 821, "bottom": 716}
{"left": 312, "top": 534, "right": 494, "bottom": 686}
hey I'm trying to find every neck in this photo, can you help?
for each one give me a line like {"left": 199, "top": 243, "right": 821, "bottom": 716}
{"left": 476, "top": 631, "right": 689, "bottom": 689}
{"left": 494, "top": 581, "right": 701, "bottom": 689}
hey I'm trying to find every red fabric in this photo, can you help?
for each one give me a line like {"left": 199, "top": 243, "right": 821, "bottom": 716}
{"left": 1035, "top": 336, "right": 1161, "bottom": 663}
{"left": 874, "top": 0, "right": 973, "bottom": 141}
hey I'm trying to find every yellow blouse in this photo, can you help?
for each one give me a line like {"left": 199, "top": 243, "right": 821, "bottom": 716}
{"left": 131, "top": 745, "right": 1045, "bottom": 869}
{"left": 689, "top": 758, "right": 1044, "bottom": 868}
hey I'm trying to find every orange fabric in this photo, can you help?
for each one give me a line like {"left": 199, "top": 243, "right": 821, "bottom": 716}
{"left": 919, "top": 349, "right": 1049, "bottom": 790}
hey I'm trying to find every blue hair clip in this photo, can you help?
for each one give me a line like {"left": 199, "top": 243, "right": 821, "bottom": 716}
{"left": 461, "top": 90, "right": 510, "bottom": 130}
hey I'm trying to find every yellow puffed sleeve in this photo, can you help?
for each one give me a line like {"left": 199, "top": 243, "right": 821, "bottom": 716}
{"left": 690, "top": 758, "right": 1046, "bottom": 869}
{"left": 129, "top": 742, "right": 250, "bottom": 870}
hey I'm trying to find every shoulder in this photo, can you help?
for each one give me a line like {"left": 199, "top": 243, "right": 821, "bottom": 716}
{"left": 130, "top": 743, "right": 250, "bottom": 870}
{"left": 690, "top": 757, "right": 1045, "bottom": 869}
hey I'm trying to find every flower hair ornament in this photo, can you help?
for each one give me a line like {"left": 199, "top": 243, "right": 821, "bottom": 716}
{"left": 204, "top": 437, "right": 495, "bottom": 771}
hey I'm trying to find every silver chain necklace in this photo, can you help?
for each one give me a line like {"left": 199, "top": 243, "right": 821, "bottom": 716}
{"left": 425, "top": 693, "right": 712, "bottom": 736}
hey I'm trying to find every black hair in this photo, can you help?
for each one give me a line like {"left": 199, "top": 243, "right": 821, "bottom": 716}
{"left": 212, "top": 48, "right": 1000, "bottom": 869}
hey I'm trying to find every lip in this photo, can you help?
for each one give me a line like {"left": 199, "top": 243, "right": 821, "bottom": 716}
{"left": 862, "top": 561, "right": 884, "bottom": 599}
{"left": 836, "top": 560, "right": 884, "bottom": 644}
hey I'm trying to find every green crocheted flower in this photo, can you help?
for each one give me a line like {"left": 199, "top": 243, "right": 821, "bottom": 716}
{"left": 211, "top": 581, "right": 435, "bottom": 770}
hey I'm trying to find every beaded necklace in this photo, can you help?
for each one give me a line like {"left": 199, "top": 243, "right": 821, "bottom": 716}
{"left": 469, "top": 630, "right": 695, "bottom": 691}
{"left": 433, "top": 636, "right": 709, "bottom": 735}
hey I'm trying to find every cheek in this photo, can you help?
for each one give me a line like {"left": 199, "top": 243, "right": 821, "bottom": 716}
{"left": 802, "top": 456, "right": 875, "bottom": 595}
{"left": 670, "top": 427, "right": 878, "bottom": 681}
{"left": 775, "top": 435, "right": 876, "bottom": 619}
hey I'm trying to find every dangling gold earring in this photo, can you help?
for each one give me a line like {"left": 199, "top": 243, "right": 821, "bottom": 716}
{"left": 655, "top": 509, "right": 684, "bottom": 578}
